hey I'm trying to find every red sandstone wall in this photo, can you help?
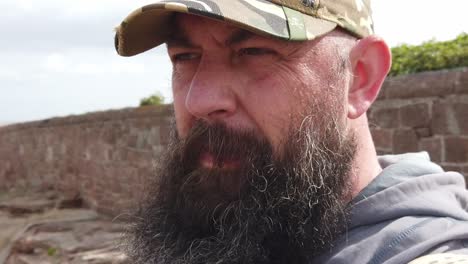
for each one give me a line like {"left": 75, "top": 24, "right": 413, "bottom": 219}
{"left": 0, "top": 68, "right": 467, "bottom": 216}
{"left": 369, "top": 67, "right": 468, "bottom": 176}
{"left": 0, "top": 106, "right": 173, "bottom": 215}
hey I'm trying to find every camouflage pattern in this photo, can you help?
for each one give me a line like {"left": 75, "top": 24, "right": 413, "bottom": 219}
{"left": 115, "top": 0, "right": 373, "bottom": 57}
{"left": 408, "top": 253, "right": 468, "bottom": 264}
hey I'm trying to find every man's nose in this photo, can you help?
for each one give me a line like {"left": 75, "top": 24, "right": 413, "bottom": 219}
{"left": 185, "top": 62, "right": 237, "bottom": 122}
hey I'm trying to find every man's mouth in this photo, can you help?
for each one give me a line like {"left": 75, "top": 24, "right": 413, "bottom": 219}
{"left": 199, "top": 152, "right": 240, "bottom": 170}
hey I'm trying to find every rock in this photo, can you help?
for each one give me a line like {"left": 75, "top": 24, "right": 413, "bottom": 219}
{"left": 0, "top": 198, "right": 56, "bottom": 216}
{"left": 9, "top": 254, "right": 53, "bottom": 264}
{"left": 72, "top": 247, "right": 129, "bottom": 264}
{"left": 57, "top": 195, "right": 83, "bottom": 209}
{"left": 14, "top": 232, "right": 81, "bottom": 254}
{"left": 1, "top": 190, "right": 127, "bottom": 264}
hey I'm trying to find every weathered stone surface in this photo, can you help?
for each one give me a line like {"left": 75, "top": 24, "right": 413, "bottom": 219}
{"left": 442, "top": 164, "right": 464, "bottom": 173}
{"left": 400, "top": 103, "right": 430, "bottom": 128}
{"left": 57, "top": 195, "right": 83, "bottom": 209}
{"left": 72, "top": 247, "right": 128, "bottom": 264}
{"left": 369, "top": 107, "right": 400, "bottom": 129}
{"left": 444, "top": 137, "right": 468, "bottom": 163}
{"left": 11, "top": 254, "right": 52, "bottom": 264}
{"left": 453, "top": 102, "right": 468, "bottom": 134}
{"left": 1, "top": 190, "right": 127, "bottom": 264}
{"left": 393, "top": 129, "right": 419, "bottom": 154}
{"left": 381, "top": 68, "right": 468, "bottom": 99}
{"left": 415, "top": 127, "right": 432, "bottom": 138}
{"left": 432, "top": 100, "right": 468, "bottom": 136}
{"left": 455, "top": 67, "right": 468, "bottom": 94}
{"left": 420, "top": 137, "right": 443, "bottom": 163}
{"left": 371, "top": 128, "right": 393, "bottom": 150}
{"left": 0, "top": 105, "right": 173, "bottom": 216}
{"left": 15, "top": 232, "right": 81, "bottom": 253}
{"left": 432, "top": 101, "right": 453, "bottom": 135}
{"left": 0, "top": 196, "right": 55, "bottom": 216}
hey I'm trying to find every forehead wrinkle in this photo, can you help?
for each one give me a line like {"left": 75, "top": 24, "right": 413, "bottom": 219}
{"left": 167, "top": 14, "right": 258, "bottom": 49}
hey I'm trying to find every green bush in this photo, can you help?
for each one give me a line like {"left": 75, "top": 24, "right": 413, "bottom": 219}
{"left": 389, "top": 33, "right": 468, "bottom": 77}
{"left": 140, "top": 92, "right": 165, "bottom": 106}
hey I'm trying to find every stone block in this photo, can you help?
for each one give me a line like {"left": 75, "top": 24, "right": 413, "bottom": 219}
{"left": 371, "top": 128, "right": 393, "bottom": 150}
{"left": 369, "top": 107, "right": 400, "bottom": 129}
{"left": 432, "top": 101, "right": 455, "bottom": 135}
{"left": 400, "top": 103, "right": 430, "bottom": 128}
{"left": 444, "top": 136, "right": 468, "bottom": 163}
{"left": 126, "top": 135, "right": 138, "bottom": 148}
{"left": 415, "top": 127, "right": 432, "bottom": 138}
{"left": 419, "top": 137, "right": 443, "bottom": 162}
{"left": 442, "top": 164, "right": 463, "bottom": 173}
{"left": 101, "top": 127, "right": 118, "bottom": 145}
{"left": 147, "top": 127, "right": 161, "bottom": 146}
{"left": 383, "top": 69, "right": 464, "bottom": 99}
{"left": 393, "top": 129, "right": 419, "bottom": 154}
{"left": 88, "top": 144, "right": 110, "bottom": 162}
{"left": 455, "top": 67, "right": 468, "bottom": 94}
{"left": 135, "top": 131, "right": 154, "bottom": 150}
{"left": 160, "top": 122, "right": 173, "bottom": 145}
{"left": 431, "top": 101, "right": 447, "bottom": 135}
{"left": 453, "top": 102, "right": 468, "bottom": 134}
{"left": 432, "top": 100, "right": 468, "bottom": 136}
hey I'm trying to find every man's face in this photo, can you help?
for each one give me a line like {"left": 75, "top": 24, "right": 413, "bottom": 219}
{"left": 170, "top": 14, "right": 349, "bottom": 153}
{"left": 126, "top": 14, "right": 357, "bottom": 264}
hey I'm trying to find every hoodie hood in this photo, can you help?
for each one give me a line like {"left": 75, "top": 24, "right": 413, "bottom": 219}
{"left": 315, "top": 152, "right": 468, "bottom": 264}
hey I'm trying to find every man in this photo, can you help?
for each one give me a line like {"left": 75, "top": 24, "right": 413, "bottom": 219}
{"left": 115, "top": 0, "right": 468, "bottom": 263}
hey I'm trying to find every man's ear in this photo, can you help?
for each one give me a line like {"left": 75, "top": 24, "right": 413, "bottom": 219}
{"left": 347, "top": 36, "right": 392, "bottom": 119}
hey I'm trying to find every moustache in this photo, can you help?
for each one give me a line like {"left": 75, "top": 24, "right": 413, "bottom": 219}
{"left": 178, "top": 120, "right": 273, "bottom": 172}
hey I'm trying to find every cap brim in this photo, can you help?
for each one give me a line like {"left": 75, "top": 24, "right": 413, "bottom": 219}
{"left": 115, "top": 0, "right": 337, "bottom": 57}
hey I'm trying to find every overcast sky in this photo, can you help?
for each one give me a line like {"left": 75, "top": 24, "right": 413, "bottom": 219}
{"left": 1, "top": 0, "right": 467, "bottom": 124}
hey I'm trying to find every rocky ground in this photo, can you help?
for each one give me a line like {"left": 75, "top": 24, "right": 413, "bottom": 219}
{"left": 0, "top": 188, "right": 129, "bottom": 264}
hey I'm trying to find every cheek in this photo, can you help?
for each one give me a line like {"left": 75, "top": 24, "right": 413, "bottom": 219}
{"left": 172, "top": 80, "right": 192, "bottom": 138}
{"left": 245, "top": 71, "right": 289, "bottom": 114}
{"left": 240, "top": 67, "right": 306, "bottom": 145}
{"left": 244, "top": 64, "right": 313, "bottom": 112}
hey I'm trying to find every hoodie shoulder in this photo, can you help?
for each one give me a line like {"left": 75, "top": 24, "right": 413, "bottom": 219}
{"left": 315, "top": 152, "right": 468, "bottom": 264}
{"left": 353, "top": 152, "right": 459, "bottom": 203}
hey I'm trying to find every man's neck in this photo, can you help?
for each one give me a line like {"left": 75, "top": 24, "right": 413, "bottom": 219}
{"left": 349, "top": 114, "right": 382, "bottom": 198}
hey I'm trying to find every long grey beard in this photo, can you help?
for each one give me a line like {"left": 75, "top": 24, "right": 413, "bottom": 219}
{"left": 124, "top": 118, "right": 356, "bottom": 264}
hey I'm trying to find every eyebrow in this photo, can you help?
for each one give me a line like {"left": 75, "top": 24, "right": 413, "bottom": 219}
{"left": 225, "top": 30, "right": 255, "bottom": 46}
{"left": 166, "top": 28, "right": 255, "bottom": 49}
{"left": 166, "top": 33, "right": 194, "bottom": 49}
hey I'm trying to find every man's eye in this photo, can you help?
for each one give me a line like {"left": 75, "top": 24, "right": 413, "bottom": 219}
{"left": 238, "top": 48, "right": 275, "bottom": 57}
{"left": 172, "top": 53, "right": 200, "bottom": 62}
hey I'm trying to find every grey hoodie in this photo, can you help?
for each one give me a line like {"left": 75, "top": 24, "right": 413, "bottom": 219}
{"left": 316, "top": 152, "right": 468, "bottom": 264}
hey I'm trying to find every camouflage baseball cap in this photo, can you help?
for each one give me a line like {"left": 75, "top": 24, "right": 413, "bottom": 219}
{"left": 115, "top": 0, "right": 374, "bottom": 57}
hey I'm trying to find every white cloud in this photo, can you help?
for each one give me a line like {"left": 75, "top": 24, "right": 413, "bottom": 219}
{"left": 0, "top": 68, "right": 22, "bottom": 81}
{"left": 43, "top": 53, "right": 67, "bottom": 72}
{"left": 109, "top": 62, "right": 147, "bottom": 74}
{"left": 39, "top": 51, "right": 149, "bottom": 75}
{"left": 72, "top": 61, "right": 146, "bottom": 75}
{"left": 373, "top": 0, "right": 468, "bottom": 46}
{"left": 1, "top": 0, "right": 467, "bottom": 123}
{"left": 16, "top": 0, "right": 33, "bottom": 11}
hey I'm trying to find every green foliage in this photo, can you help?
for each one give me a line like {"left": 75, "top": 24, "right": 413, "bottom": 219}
{"left": 140, "top": 92, "right": 165, "bottom": 106}
{"left": 47, "top": 247, "right": 57, "bottom": 257}
{"left": 390, "top": 33, "right": 468, "bottom": 77}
